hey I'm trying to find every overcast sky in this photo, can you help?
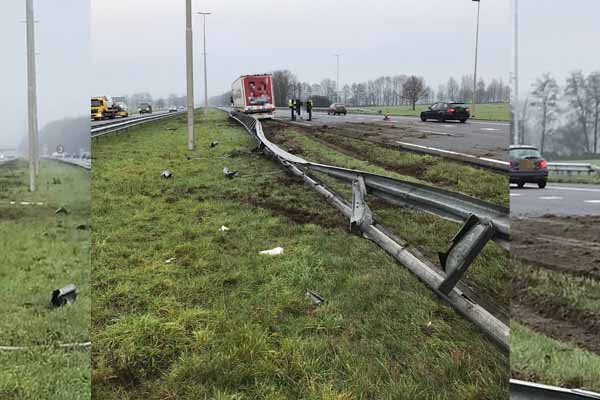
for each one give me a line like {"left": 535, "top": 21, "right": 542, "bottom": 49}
{"left": 518, "top": 0, "right": 600, "bottom": 96}
{"left": 92, "top": 0, "right": 510, "bottom": 102}
{"left": 0, "top": 0, "right": 89, "bottom": 149}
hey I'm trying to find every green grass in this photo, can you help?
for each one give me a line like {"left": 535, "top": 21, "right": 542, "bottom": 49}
{"left": 511, "top": 322, "right": 600, "bottom": 391}
{"left": 347, "top": 103, "right": 509, "bottom": 121}
{"left": 548, "top": 173, "right": 600, "bottom": 185}
{"left": 0, "top": 160, "right": 90, "bottom": 399}
{"left": 92, "top": 110, "right": 508, "bottom": 399}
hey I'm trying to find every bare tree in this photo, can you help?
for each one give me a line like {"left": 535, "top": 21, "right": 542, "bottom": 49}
{"left": 447, "top": 77, "right": 459, "bottom": 101}
{"left": 272, "top": 70, "right": 298, "bottom": 107}
{"left": 565, "top": 71, "right": 591, "bottom": 152}
{"left": 402, "top": 76, "right": 427, "bottom": 110}
{"left": 530, "top": 73, "right": 559, "bottom": 154}
{"left": 587, "top": 71, "right": 600, "bottom": 153}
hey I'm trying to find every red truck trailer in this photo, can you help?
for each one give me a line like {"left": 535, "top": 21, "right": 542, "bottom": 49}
{"left": 231, "top": 74, "right": 275, "bottom": 119}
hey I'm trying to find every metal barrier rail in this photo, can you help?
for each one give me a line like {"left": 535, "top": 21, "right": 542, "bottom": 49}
{"left": 91, "top": 111, "right": 186, "bottom": 138}
{"left": 548, "top": 162, "right": 599, "bottom": 175}
{"left": 43, "top": 156, "right": 91, "bottom": 170}
{"left": 510, "top": 379, "right": 600, "bottom": 400}
{"left": 228, "top": 109, "right": 509, "bottom": 351}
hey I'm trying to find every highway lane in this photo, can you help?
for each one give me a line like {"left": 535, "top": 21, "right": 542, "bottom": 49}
{"left": 273, "top": 109, "right": 509, "bottom": 159}
{"left": 510, "top": 183, "right": 600, "bottom": 216}
{"left": 91, "top": 110, "right": 171, "bottom": 127}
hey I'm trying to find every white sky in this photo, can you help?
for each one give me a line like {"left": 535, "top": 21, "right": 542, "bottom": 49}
{"left": 92, "top": 0, "right": 510, "bottom": 101}
{"left": 0, "top": 0, "right": 89, "bottom": 148}
{"left": 518, "top": 0, "right": 600, "bottom": 97}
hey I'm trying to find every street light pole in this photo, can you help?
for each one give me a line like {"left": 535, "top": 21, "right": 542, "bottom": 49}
{"left": 185, "top": 0, "right": 194, "bottom": 150}
{"left": 25, "top": 0, "right": 39, "bottom": 191}
{"left": 471, "top": 0, "right": 481, "bottom": 119}
{"left": 334, "top": 53, "right": 341, "bottom": 102}
{"left": 197, "top": 12, "right": 211, "bottom": 116}
{"left": 513, "top": 0, "right": 520, "bottom": 145}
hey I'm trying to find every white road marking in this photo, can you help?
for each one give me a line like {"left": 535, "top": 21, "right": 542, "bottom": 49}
{"left": 420, "top": 130, "right": 456, "bottom": 137}
{"left": 510, "top": 193, "right": 522, "bottom": 197}
{"left": 548, "top": 185, "right": 600, "bottom": 193}
{"left": 584, "top": 200, "right": 600, "bottom": 204}
{"left": 538, "top": 196, "right": 564, "bottom": 200}
{"left": 481, "top": 128, "right": 500, "bottom": 131}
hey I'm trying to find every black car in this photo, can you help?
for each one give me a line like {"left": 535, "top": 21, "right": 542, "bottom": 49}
{"left": 138, "top": 103, "right": 153, "bottom": 114}
{"left": 420, "top": 102, "right": 470, "bottom": 123}
{"left": 509, "top": 145, "right": 548, "bottom": 188}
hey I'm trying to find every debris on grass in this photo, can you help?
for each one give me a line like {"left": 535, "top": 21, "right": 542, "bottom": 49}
{"left": 161, "top": 170, "right": 173, "bottom": 179}
{"left": 305, "top": 290, "right": 325, "bottom": 306}
{"left": 223, "top": 167, "right": 239, "bottom": 179}
{"left": 210, "top": 141, "right": 219, "bottom": 148}
{"left": 259, "top": 246, "right": 284, "bottom": 256}
{"left": 219, "top": 225, "right": 229, "bottom": 232}
{"left": 55, "top": 206, "right": 69, "bottom": 215}
{"left": 165, "top": 257, "right": 176, "bottom": 264}
{"left": 76, "top": 224, "right": 90, "bottom": 230}
{"left": 50, "top": 284, "right": 78, "bottom": 307}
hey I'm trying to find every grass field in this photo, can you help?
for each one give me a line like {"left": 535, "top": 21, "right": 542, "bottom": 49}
{"left": 348, "top": 103, "right": 509, "bottom": 121}
{"left": 92, "top": 110, "right": 508, "bottom": 399}
{"left": 0, "top": 160, "right": 90, "bottom": 399}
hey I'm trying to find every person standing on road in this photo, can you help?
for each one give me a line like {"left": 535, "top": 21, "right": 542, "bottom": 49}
{"left": 288, "top": 98, "right": 296, "bottom": 121}
{"left": 295, "top": 99, "right": 302, "bottom": 119}
{"left": 306, "top": 99, "right": 313, "bottom": 121}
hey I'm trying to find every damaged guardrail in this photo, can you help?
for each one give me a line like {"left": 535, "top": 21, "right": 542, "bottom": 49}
{"left": 510, "top": 379, "right": 600, "bottom": 400}
{"left": 229, "top": 110, "right": 510, "bottom": 351}
{"left": 91, "top": 111, "right": 186, "bottom": 138}
{"left": 43, "top": 156, "right": 91, "bottom": 170}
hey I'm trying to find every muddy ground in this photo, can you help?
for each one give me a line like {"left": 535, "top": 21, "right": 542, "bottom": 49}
{"left": 512, "top": 215, "right": 600, "bottom": 354}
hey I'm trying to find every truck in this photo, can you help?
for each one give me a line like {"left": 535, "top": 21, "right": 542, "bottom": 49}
{"left": 231, "top": 74, "right": 275, "bottom": 119}
{"left": 91, "top": 96, "right": 128, "bottom": 120}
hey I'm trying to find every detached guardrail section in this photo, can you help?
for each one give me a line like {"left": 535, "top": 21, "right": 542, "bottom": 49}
{"left": 548, "top": 162, "right": 600, "bottom": 176}
{"left": 510, "top": 379, "right": 600, "bottom": 400}
{"left": 228, "top": 110, "right": 510, "bottom": 351}
{"left": 43, "top": 156, "right": 91, "bottom": 170}
{"left": 91, "top": 111, "right": 186, "bottom": 138}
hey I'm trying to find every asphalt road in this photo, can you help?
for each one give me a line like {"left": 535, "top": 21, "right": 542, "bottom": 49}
{"left": 273, "top": 109, "right": 509, "bottom": 159}
{"left": 510, "top": 183, "right": 600, "bottom": 216}
{"left": 91, "top": 110, "right": 170, "bottom": 127}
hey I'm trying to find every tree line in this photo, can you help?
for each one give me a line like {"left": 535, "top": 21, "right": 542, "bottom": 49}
{"left": 115, "top": 93, "right": 187, "bottom": 111}
{"left": 520, "top": 70, "right": 600, "bottom": 157}
{"left": 211, "top": 70, "right": 510, "bottom": 110}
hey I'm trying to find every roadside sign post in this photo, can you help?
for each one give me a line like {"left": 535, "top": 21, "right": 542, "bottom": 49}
{"left": 185, "top": 0, "right": 195, "bottom": 150}
{"left": 471, "top": 0, "right": 480, "bottom": 120}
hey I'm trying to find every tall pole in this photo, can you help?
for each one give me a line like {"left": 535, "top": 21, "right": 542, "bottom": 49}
{"left": 334, "top": 53, "right": 341, "bottom": 102}
{"left": 26, "top": 0, "right": 38, "bottom": 191}
{"left": 185, "top": 0, "right": 195, "bottom": 150}
{"left": 198, "top": 12, "right": 211, "bottom": 116}
{"left": 513, "top": 0, "right": 520, "bottom": 145}
{"left": 471, "top": 0, "right": 480, "bottom": 119}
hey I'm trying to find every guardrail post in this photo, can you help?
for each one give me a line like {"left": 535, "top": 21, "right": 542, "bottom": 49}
{"left": 438, "top": 215, "right": 496, "bottom": 295}
{"left": 350, "top": 176, "right": 373, "bottom": 233}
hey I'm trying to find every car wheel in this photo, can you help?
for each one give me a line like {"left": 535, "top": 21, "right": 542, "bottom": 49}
{"left": 343, "top": 112, "right": 347, "bottom": 115}
{"left": 517, "top": 182, "right": 525, "bottom": 188}
{"left": 538, "top": 181, "right": 547, "bottom": 189}
{"left": 460, "top": 119, "right": 467, "bottom": 123}
{"left": 440, "top": 116, "right": 446, "bottom": 123}
{"left": 420, "top": 113, "right": 426, "bottom": 122}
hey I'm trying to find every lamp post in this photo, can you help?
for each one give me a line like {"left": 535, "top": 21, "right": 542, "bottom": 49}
{"left": 334, "top": 53, "right": 341, "bottom": 102}
{"left": 25, "top": 0, "right": 39, "bottom": 191}
{"left": 197, "top": 12, "right": 211, "bottom": 116}
{"left": 471, "top": 0, "right": 481, "bottom": 119}
{"left": 513, "top": 0, "right": 520, "bottom": 145}
{"left": 185, "top": 0, "right": 194, "bottom": 150}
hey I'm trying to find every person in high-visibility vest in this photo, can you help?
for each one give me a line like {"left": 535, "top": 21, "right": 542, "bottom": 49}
{"left": 288, "top": 99, "right": 295, "bottom": 121}
{"left": 295, "top": 99, "right": 302, "bottom": 118}
{"left": 306, "top": 99, "right": 313, "bottom": 121}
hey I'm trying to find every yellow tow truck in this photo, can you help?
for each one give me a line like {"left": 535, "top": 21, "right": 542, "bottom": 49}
{"left": 91, "top": 96, "right": 129, "bottom": 120}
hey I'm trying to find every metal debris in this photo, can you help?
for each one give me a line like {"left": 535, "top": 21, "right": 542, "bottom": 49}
{"left": 210, "top": 141, "right": 219, "bottom": 148}
{"left": 165, "top": 257, "right": 176, "bottom": 264}
{"left": 219, "top": 225, "right": 229, "bottom": 232}
{"left": 223, "top": 167, "right": 239, "bottom": 179}
{"left": 51, "top": 284, "right": 78, "bottom": 307}
{"left": 161, "top": 170, "right": 173, "bottom": 179}
{"left": 259, "top": 247, "right": 284, "bottom": 256}
{"left": 55, "top": 206, "right": 69, "bottom": 215}
{"left": 305, "top": 290, "right": 325, "bottom": 305}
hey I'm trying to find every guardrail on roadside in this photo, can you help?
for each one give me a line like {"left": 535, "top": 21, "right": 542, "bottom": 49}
{"left": 227, "top": 109, "right": 509, "bottom": 351}
{"left": 548, "top": 162, "right": 600, "bottom": 175}
{"left": 91, "top": 111, "right": 186, "bottom": 138}
{"left": 510, "top": 379, "right": 600, "bottom": 400}
{"left": 43, "top": 156, "right": 91, "bottom": 170}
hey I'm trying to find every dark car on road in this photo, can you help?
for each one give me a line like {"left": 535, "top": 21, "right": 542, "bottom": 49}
{"left": 327, "top": 103, "right": 347, "bottom": 116}
{"left": 138, "top": 103, "right": 153, "bottom": 114}
{"left": 420, "top": 102, "right": 470, "bottom": 123}
{"left": 509, "top": 145, "right": 548, "bottom": 188}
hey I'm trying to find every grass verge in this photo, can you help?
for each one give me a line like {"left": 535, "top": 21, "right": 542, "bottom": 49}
{"left": 0, "top": 160, "right": 90, "bottom": 399}
{"left": 92, "top": 109, "right": 508, "bottom": 399}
